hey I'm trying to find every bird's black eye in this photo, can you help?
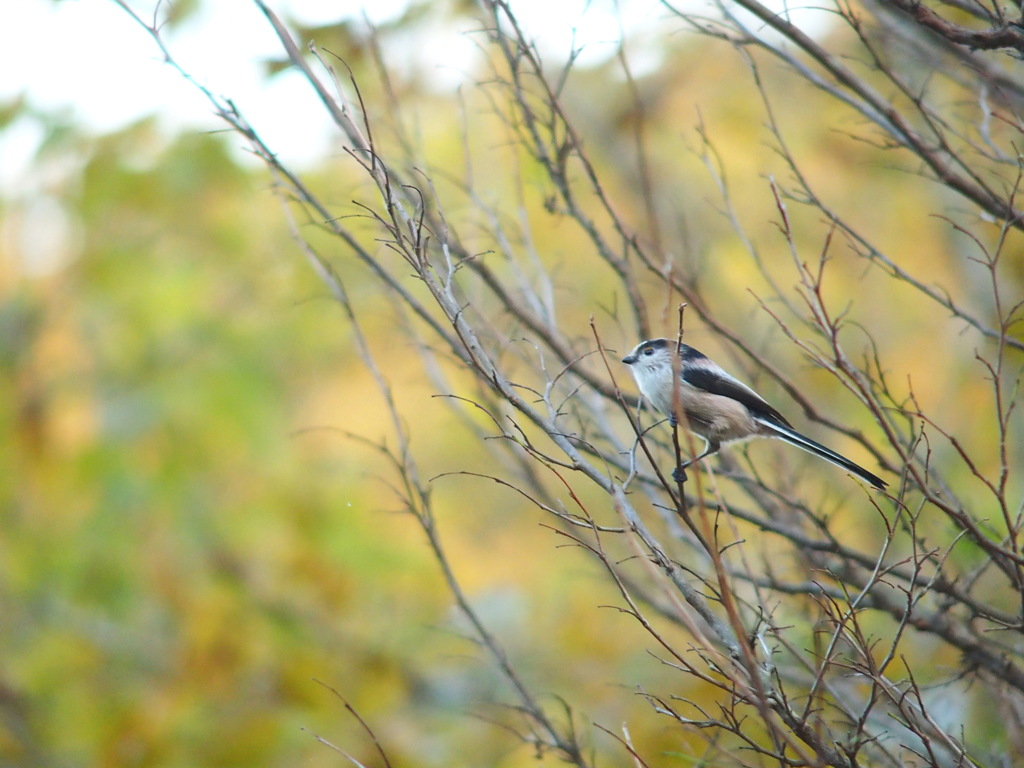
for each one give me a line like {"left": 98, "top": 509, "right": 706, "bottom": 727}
{"left": 642, "top": 346, "right": 654, "bottom": 356}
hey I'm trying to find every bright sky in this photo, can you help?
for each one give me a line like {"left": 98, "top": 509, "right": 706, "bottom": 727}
{"left": 3, "top": 1, "right": 431, "bottom": 169}
{"left": 2, "top": 0, "right": 837, "bottom": 176}
{"left": 1, "top": 0, "right": 680, "bottom": 276}
{"left": 1, "top": 0, "right": 667, "bottom": 172}
{"left": 3, "top": 0, "right": 832, "bottom": 276}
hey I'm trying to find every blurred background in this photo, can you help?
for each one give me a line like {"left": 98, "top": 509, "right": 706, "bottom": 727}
{"left": 3, "top": 1, "right": 1021, "bottom": 766}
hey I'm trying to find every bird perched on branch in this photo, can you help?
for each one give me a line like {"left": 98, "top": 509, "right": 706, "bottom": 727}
{"left": 621, "top": 338, "right": 886, "bottom": 489}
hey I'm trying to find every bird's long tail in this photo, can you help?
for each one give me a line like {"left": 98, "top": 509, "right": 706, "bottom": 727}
{"left": 757, "top": 419, "right": 887, "bottom": 490}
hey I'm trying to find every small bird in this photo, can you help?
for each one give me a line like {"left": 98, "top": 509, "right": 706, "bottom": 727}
{"left": 621, "top": 338, "right": 886, "bottom": 489}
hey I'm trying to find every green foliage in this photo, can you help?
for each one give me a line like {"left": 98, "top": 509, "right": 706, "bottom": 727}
{"left": 0, "top": 100, "right": 653, "bottom": 768}
{"left": 1, "top": 109, "right": 438, "bottom": 765}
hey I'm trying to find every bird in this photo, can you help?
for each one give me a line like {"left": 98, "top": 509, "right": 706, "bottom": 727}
{"left": 621, "top": 337, "right": 886, "bottom": 489}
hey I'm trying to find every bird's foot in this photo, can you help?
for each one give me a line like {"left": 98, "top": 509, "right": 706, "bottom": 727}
{"left": 672, "top": 465, "right": 688, "bottom": 483}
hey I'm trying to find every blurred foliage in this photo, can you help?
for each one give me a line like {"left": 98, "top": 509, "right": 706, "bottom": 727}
{"left": 0, "top": 64, "right": 652, "bottom": 768}
{"left": 2, "top": 1, "right": 1021, "bottom": 767}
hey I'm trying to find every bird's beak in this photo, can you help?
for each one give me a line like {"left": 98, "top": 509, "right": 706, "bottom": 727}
{"left": 621, "top": 354, "right": 636, "bottom": 365}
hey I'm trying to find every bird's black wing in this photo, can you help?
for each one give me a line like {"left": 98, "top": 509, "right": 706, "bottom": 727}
{"left": 682, "top": 368, "right": 793, "bottom": 429}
